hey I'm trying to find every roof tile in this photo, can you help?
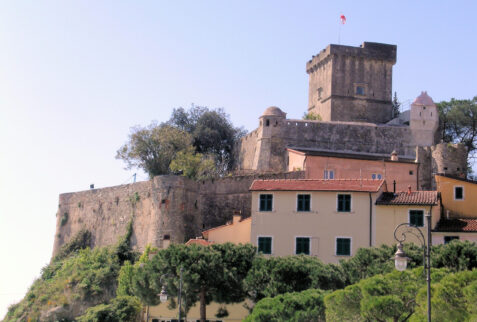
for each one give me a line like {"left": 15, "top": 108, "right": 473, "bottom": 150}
{"left": 375, "top": 191, "right": 438, "bottom": 206}
{"left": 434, "top": 218, "right": 477, "bottom": 232}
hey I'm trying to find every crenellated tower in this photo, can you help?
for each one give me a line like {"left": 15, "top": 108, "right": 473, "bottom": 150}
{"left": 306, "top": 42, "right": 396, "bottom": 123}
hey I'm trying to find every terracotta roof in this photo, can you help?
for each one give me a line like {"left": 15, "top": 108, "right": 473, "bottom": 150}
{"left": 434, "top": 218, "right": 477, "bottom": 232}
{"left": 185, "top": 238, "right": 213, "bottom": 246}
{"left": 250, "top": 179, "right": 384, "bottom": 192}
{"left": 413, "top": 91, "right": 435, "bottom": 106}
{"left": 375, "top": 191, "right": 439, "bottom": 206}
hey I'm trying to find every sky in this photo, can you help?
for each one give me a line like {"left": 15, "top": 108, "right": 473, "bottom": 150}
{"left": 1, "top": 0, "right": 476, "bottom": 318}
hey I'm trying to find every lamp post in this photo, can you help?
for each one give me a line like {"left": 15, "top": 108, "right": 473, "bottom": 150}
{"left": 159, "top": 267, "right": 184, "bottom": 322}
{"left": 392, "top": 212, "right": 432, "bottom": 322}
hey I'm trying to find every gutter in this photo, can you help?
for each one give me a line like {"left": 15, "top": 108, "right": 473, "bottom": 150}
{"left": 369, "top": 192, "right": 373, "bottom": 247}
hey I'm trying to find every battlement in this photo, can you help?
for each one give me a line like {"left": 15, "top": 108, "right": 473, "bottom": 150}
{"left": 306, "top": 42, "right": 397, "bottom": 73}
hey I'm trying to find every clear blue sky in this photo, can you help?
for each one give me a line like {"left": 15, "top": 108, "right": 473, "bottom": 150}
{"left": 1, "top": 1, "right": 476, "bottom": 317}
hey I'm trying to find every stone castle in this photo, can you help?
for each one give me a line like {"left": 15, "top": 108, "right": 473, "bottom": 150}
{"left": 52, "top": 41, "right": 467, "bottom": 257}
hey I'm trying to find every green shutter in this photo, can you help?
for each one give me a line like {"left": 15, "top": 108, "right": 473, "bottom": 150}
{"left": 258, "top": 237, "right": 272, "bottom": 254}
{"left": 337, "top": 238, "right": 351, "bottom": 256}
{"left": 296, "top": 237, "right": 310, "bottom": 255}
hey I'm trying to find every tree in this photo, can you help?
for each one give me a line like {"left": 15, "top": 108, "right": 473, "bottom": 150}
{"left": 77, "top": 296, "right": 142, "bottom": 322}
{"left": 116, "top": 123, "right": 192, "bottom": 178}
{"left": 168, "top": 105, "right": 246, "bottom": 174}
{"left": 392, "top": 91, "right": 401, "bottom": 118}
{"left": 339, "top": 244, "right": 423, "bottom": 285}
{"left": 438, "top": 96, "right": 477, "bottom": 167}
{"left": 244, "top": 289, "right": 328, "bottom": 322}
{"left": 302, "top": 111, "right": 322, "bottom": 121}
{"left": 414, "top": 269, "right": 477, "bottom": 321}
{"left": 131, "top": 243, "right": 256, "bottom": 322}
{"left": 169, "top": 147, "right": 216, "bottom": 180}
{"left": 432, "top": 240, "right": 477, "bottom": 271}
{"left": 244, "top": 255, "right": 345, "bottom": 303}
{"left": 324, "top": 284, "right": 364, "bottom": 322}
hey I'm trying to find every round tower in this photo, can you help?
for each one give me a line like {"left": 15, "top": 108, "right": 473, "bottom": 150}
{"left": 410, "top": 91, "right": 439, "bottom": 146}
{"left": 259, "top": 106, "right": 287, "bottom": 137}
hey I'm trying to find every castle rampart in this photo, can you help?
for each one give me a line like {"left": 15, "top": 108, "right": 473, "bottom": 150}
{"left": 53, "top": 172, "right": 304, "bottom": 257}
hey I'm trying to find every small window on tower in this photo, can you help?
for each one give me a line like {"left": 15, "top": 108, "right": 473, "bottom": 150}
{"left": 317, "top": 87, "right": 323, "bottom": 99}
{"left": 356, "top": 86, "right": 365, "bottom": 95}
{"left": 265, "top": 119, "right": 270, "bottom": 127}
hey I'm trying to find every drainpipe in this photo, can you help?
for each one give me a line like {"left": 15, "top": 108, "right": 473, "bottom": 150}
{"left": 369, "top": 192, "right": 373, "bottom": 247}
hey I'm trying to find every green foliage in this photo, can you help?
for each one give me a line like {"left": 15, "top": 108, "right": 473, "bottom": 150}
{"left": 437, "top": 96, "right": 477, "bottom": 163}
{"left": 244, "top": 288, "right": 328, "bottom": 322}
{"left": 302, "top": 111, "right": 322, "bottom": 121}
{"left": 244, "top": 255, "right": 345, "bottom": 303}
{"left": 412, "top": 269, "right": 477, "bottom": 322}
{"left": 392, "top": 91, "right": 401, "bottom": 117}
{"left": 77, "top": 295, "right": 142, "bottom": 322}
{"left": 339, "top": 243, "right": 423, "bottom": 285}
{"left": 169, "top": 147, "right": 216, "bottom": 180}
{"left": 116, "top": 261, "right": 135, "bottom": 297}
{"left": 128, "top": 192, "right": 140, "bottom": 207}
{"left": 168, "top": 105, "right": 246, "bottom": 174}
{"left": 432, "top": 240, "right": 477, "bottom": 271}
{"left": 131, "top": 243, "right": 256, "bottom": 321}
{"left": 116, "top": 123, "right": 193, "bottom": 178}
{"left": 325, "top": 284, "right": 363, "bottom": 322}
{"left": 60, "top": 212, "right": 69, "bottom": 226}
{"left": 52, "top": 229, "right": 92, "bottom": 263}
{"left": 5, "top": 226, "right": 136, "bottom": 321}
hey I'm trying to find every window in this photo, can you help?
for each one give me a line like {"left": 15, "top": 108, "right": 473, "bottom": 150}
{"left": 409, "top": 170, "right": 414, "bottom": 175}
{"left": 444, "top": 236, "right": 459, "bottom": 244}
{"left": 372, "top": 174, "right": 382, "bottom": 180}
{"left": 337, "top": 194, "right": 351, "bottom": 212}
{"left": 409, "top": 210, "right": 424, "bottom": 227}
{"left": 324, "top": 170, "right": 334, "bottom": 179}
{"left": 297, "top": 194, "right": 311, "bottom": 212}
{"left": 259, "top": 194, "right": 273, "bottom": 211}
{"left": 258, "top": 237, "right": 272, "bottom": 254}
{"left": 336, "top": 238, "right": 351, "bottom": 256}
{"left": 455, "top": 186, "right": 464, "bottom": 200}
{"left": 356, "top": 86, "right": 365, "bottom": 95}
{"left": 265, "top": 119, "right": 270, "bottom": 126}
{"left": 296, "top": 237, "right": 310, "bottom": 255}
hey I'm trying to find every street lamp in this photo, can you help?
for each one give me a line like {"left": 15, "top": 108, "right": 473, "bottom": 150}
{"left": 392, "top": 212, "right": 432, "bottom": 322}
{"left": 159, "top": 267, "right": 184, "bottom": 322}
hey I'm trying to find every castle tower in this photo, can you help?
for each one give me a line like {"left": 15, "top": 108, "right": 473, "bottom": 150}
{"left": 306, "top": 42, "right": 396, "bottom": 123}
{"left": 253, "top": 106, "right": 287, "bottom": 172}
{"left": 410, "top": 91, "right": 439, "bottom": 147}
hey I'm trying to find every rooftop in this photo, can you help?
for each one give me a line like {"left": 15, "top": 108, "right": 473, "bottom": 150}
{"left": 375, "top": 191, "right": 439, "bottom": 206}
{"left": 185, "top": 238, "right": 214, "bottom": 246}
{"left": 433, "top": 218, "right": 477, "bottom": 232}
{"left": 287, "top": 147, "right": 415, "bottom": 163}
{"left": 412, "top": 91, "right": 435, "bottom": 106}
{"left": 250, "top": 179, "right": 384, "bottom": 192}
{"left": 262, "top": 106, "right": 287, "bottom": 118}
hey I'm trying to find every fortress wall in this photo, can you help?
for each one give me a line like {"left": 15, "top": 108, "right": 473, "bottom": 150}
{"left": 280, "top": 120, "right": 415, "bottom": 155}
{"left": 53, "top": 176, "right": 201, "bottom": 257}
{"left": 198, "top": 171, "right": 305, "bottom": 230}
{"left": 236, "top": 129, "right": 259, "bottom": 172}
{"left": 431, "top": 143, "right": 468, "bottom": 178}
{"left": 53, "top": 172, "right": 304, "bottom": 257}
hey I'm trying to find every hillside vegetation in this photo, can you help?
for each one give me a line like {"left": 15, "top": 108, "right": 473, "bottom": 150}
{"left": 4, "top": 222, "right": 140, "bottom": 322}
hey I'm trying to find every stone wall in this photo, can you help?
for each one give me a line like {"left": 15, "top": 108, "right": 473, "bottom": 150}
{"left": 236, "top": 118, "right": 417, "bottom": 173}
{"left": 431, "top": 143, "right": 468, "bottom": 179}
{"left": 53, "top": 172, "right": 304, "bottom": 257}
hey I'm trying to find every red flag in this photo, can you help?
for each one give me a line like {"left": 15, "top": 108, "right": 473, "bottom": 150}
{"left": 340, "top": 14, "right": 346, "bottom": 24}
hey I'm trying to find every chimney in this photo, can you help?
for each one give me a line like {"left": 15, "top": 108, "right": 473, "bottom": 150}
{"left": 393, "top": 180, "right": 396, "bottom": 193}
{"left": 391, "top": 150, "right": 398, "bottom": 161}
{"left": 407, "top": 185, "right": 412, "bottom": 195}
{"left": 232, "top": 210, "right": 242, "bottom": 224}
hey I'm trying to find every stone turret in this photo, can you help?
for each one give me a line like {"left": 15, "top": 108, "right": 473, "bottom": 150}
{"left": 410, "top": 91, "right": 439, "bottom": 147}
{"left": 253, "top": 107, "right": 287, "bottom": 172}
{"left": 306, "top": 42, "right": 396, "bottom": 123}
